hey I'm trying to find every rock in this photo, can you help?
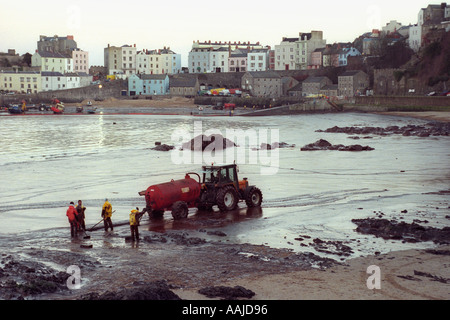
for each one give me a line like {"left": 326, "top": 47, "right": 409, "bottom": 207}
{"left": 206, "top": 230, "right": 227, "bottom": 237}
{"left": 182, "top": 134, "right": 237, "bottom": 151}
{"left": 198, "top": 285, "right": 255, "bottom": 300}
{"left": 309, "top": 238, "right": 354, "bottom": 257}
{"left": 300, "top": 139, "right": 374, "bottom": 152}
{"left": 315, "top": 123, "right": 450, "bottom": 137}
{"left": 352, "top": 218, "right": 450, "bottom": 244}
{"left": 151, "top": 144, "right": 175, "bottom": 151}
{"left": 79, "top": 280, "right": 181, "bottom": 300}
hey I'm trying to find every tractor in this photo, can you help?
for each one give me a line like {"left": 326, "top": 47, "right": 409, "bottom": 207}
{"left": 197, "top": 164, "right": 262, "bottom": 212}
{"left": 139, "top": 164, "right": 262, "bottom": 220}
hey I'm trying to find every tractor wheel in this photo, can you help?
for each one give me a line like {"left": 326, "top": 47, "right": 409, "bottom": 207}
{"left": 216, "top": 186, "right": 239, "bottom": 212}
{"left": 171, "top": 201, "right": 188, "bottom": 220}
{"left": 245, "top": 187, "right": 263, "bottom": 207}
{"left": 149, "top": 210, "right": 164, "bottom": 219}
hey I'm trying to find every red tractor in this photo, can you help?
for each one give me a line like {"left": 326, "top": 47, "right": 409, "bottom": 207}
{"left": 139, "top": 164, "right": 262, "bottom": 220}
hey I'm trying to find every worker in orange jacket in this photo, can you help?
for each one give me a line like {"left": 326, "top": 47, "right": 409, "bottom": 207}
{"left": 66, "top": 202, "right": 78, "bottom": 237}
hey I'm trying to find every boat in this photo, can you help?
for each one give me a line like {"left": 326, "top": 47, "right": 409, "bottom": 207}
{"left": 76, "top": 106, "right": 84, "bottom": 113}
{"left": 51, "top": 98, "right": 65, "bottom": 114}
{"left": 7, "top": 104, "right": 24, "bottom": 114}
{"left": 87, "top": 107, "right": 97, "bottom": 114}
{"left": 51, "top": 104, "right": 65, "bottom": 114}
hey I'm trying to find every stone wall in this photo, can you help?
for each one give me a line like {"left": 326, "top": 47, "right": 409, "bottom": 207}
{"left": 1, "top": 80, "right": 127, "bottom": 105}
{"left": 355, "top": 95, "right": 450, "bottom": 108}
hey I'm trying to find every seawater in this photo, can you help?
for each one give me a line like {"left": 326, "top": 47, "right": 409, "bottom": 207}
{"left": 0, "top": 112, "right": 449, "bottom": 257}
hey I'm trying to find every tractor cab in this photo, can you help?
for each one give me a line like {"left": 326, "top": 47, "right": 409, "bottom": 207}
{"left": 202, "top": 164, "right": 239, "bottom": 190}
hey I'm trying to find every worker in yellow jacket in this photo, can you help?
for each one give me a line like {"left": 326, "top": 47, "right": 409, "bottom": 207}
{"left": 101, "top": 199, "right": 113, "bottom": 231}
{"left": 129, "top": 207, "right": 143, "bottom": 241}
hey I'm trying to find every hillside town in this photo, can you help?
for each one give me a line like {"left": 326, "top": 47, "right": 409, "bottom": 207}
{"left": 1, "top": 2, "right": 449, "bottom": 99}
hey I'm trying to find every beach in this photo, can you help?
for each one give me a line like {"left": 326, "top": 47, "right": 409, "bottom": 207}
{"left": 174, "top": 245, "right": 450, "bottom": 300}
{"left": 0, "top": 101, "right": 449, "bottom": 301}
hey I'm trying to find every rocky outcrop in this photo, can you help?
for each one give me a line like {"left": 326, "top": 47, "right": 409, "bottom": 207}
{"left": 316, "top": 122, "right": 450, "bottom": 137}
{"left": 182, "top": 134, "right": 237, "bottom": 151}
{"left": 352, "top": 218, "right": 450, "bottom": 244}
{"left": 300, "top": 139, "right": 374, "bottom": 151}
{"left": 79, "top": 280, "right": 181, "bottom": 300}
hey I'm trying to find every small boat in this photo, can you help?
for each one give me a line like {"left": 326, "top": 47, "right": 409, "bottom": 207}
{"left": 51, "top": 98, "right": 65, "bottom": 114}
{"left": 76, "top": 106, "right": 84, "bottom": 113}
{"left": 87, "top": 106, "right": 97, "bottom": 114}
{"left": 51, "top": 103, "right": 65, "bottom": 114}
{"left": 8, "top": 104, "right": 23, "bottom": 114}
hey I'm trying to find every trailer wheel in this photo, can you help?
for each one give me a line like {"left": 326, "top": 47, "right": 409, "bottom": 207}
{"left": 245, "top": 187, "right": 263, "bottom": 207}
{"left": 216, "top": 186, "right": 238, "bottom": 212}
{"left": 172, "top": 201, "right": 188, "bottom": 220}
{"left": 149, "top": 210, "right": 164, "bottom": 219}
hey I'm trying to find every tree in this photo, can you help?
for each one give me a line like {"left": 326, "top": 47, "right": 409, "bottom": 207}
{"left": 22, "top": 53, "right": 32, "bottom": 67}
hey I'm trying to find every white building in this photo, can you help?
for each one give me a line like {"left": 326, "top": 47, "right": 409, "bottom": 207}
{"left": 41, "top": 72, "right": 92, "bottom": 92}
{"left": 188, "top": 40, "right": 266, "bottom": 73}
{"left": 275, "top": 31, "right": 326, "bottom": 70}
{"left": 247, "top": 49, "right": 270, "bottom": 72}
{"left": 382, "top": 20, "right": 403, "bottom": 35}
{"left": 104, "top": 44, "right": 137, "bottom": 78}
{"left": 137, "top": 48, "right": 181, "bottom": 75}
{"left": 409, "top": 25, "right": 422, "bottom": 52}
{"left": 0, "top": 71, "right": 41, "bottom": 94}
{"left": 32, "top": 51, "right": 73, "bottom": 74}
{"left": 274, "top": 37, "right": 297, "bottom": 71}
{"left": 121, "top": 45, "right": 137, "bottom": 77}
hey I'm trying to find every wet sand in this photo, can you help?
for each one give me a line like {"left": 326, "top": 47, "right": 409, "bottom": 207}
{"left": 376, "top": 111, "right": 450, "bottom": 123}
{"left": 70, "top": 97, "right": 450, "bottom": 123}
{"left": 174, "top": 245, "right": 450, "bottom": 300}
{"left": 1, "top": 100, "right": 449, "bottom": 301}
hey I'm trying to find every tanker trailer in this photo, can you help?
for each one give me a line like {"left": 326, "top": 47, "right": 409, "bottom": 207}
{"left": 138, "top": 165, "right": 262, "bottom": 220}
{"left": 139, "top": 173, "right": 201, "bottom": 220}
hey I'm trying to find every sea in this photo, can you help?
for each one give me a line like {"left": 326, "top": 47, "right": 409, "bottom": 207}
{"left": 0, "top": 109, "right": 449, "bottom": 258}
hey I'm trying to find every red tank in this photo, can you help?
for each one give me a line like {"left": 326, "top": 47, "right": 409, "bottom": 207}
{"left": 144, "top": 174, "right": 201, "bottom": 211}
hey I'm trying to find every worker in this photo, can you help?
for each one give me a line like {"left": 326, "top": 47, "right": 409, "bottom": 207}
{"left": 101, "top": 198, "right": 113, "bottom": 231}
{"left": 129, "top": 207, "right": 142, "bottom": 241}
{"left": 66, "top": 202, "right": 78, "bottom": 237}
{"left": 76, "top": 200, "right": 86, "bottom": 231}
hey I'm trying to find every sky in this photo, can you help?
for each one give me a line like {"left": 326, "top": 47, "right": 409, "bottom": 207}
{"left": 0, "top": 0, "right": 435, "bottom": 67}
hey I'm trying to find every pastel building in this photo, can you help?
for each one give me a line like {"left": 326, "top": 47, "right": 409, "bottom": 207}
{"left": 275, "top": 31, "right": 326, "bottom": 70}
{"left": 104, "top": 44, "right": 137, "bottom": 78}
{"left": 128, "top": 74, "right": 169, "bottom": 96}
{"left": 71, "top": 48, "right": 89, "bottom": 73}
{"left": 41, "top": 72, "right": 92, "bottom": 91}
{"left": 247, "top": 49, "right": 270, "bottom": 72}
{"left": 32, "top": 51, "right": 73, "bottom": 73}
{"left": 0, "top": 71, "right": 41, "bottom": 94}
{"left": 188, "top": 40, "right": 266, "bottom": 73}
{"left": 136, "top": 48, "right": 181, "bottom": 75}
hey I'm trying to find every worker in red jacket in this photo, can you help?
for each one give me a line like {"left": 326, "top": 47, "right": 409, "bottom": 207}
{"left": 66, "top": 202, "right": 78, "bottom": 237}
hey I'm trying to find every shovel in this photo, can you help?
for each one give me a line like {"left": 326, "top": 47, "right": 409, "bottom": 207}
{"left": 82, "top": 229, "right": 91, "bottom": 239}
{"left": 88, "top": 210, "right": 116, "bottom": 232}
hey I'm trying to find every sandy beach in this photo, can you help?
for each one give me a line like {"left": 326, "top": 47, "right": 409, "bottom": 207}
{"left": 70, "top": 97, "right": 450, "bottom": 123}
{"left": 1, "top": 98, "right": 448, "bottom": 302}
{"left": 174, "top": 245, "right": 450, "bottom": 300}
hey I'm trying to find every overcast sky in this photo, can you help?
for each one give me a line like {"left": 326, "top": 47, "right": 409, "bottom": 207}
{"left": 0, "top": 0, "right": 433, "bottom": 67}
